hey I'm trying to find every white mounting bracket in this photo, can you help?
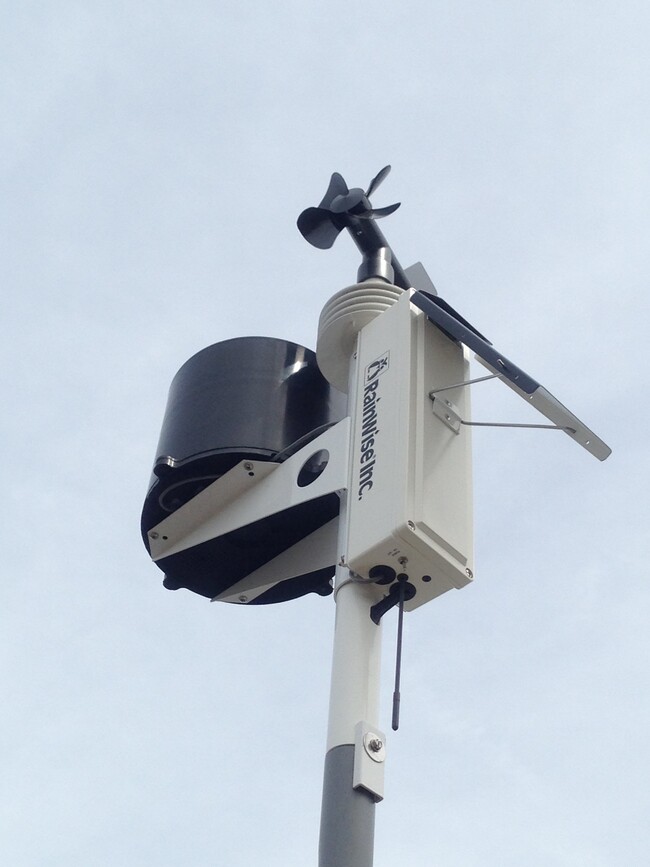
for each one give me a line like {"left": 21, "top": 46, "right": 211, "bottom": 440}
{"left": 412, "top": 289, "right": 611, "bottom": 460}
{"left": 353, "top": 720, "right": 386, "bottom": 802}
{"left": 429, "top": 377, "right": 595, "bottom": 437}
{"left": 431, "top": 395, "right": 462, "bottom": 434}
{"left": 147, "top": 418, "right": 350, "bottom": 563}
{"left": 146, "top": 419, "right": 351, "bottom": 603}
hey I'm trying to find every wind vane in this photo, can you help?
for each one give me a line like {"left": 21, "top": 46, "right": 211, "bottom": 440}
{"left": 141, "top": 165, "right": 610, "bottom": 867}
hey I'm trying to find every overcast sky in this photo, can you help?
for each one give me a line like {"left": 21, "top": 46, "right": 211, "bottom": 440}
{"left": 2, "top": 3, "right": 649, "bottom": 865}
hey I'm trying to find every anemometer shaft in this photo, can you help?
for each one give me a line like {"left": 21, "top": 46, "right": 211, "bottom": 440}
{"left": 346, "top": 217, "right": 409, "bottom": 289}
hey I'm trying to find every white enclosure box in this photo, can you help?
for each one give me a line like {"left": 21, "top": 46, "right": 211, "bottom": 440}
{"left": 346, "top": 289, "right": 473, "bottom": 610}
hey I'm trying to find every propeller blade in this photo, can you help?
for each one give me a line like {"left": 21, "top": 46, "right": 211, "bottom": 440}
{"left": 297, "top": 207, "right": 343, "bottom": 249}
{"left": 358, "top": 202, "right": 401, "bottom": 220}
{"left": 366, "top": 165, "right": 391, "bottom": 198}
{"left": 318, "top": 172, "right": 349, "bottom": 209}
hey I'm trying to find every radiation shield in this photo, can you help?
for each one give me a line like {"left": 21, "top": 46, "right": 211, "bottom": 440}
{"left": 345, "top": 290, "right": 474, "bottom": 611}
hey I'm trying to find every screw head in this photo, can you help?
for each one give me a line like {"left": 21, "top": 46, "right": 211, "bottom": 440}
{"left": 398, "top": 556, "right": 408, "bottom": 567}
{"left": 363, "top": 731, "right": 386, "bottom": 762}
{"left": 149, "top": 531, "right": 159, "bottom": 540}
{"left": 243, "top": 462, "right": 254, "bottom": 471}
{"left": 407, "top": 520, "right": 415, "bottom": 531}
{"left": 238, "top": 595, "right": 248, "bottom": 603}
{"left": 465, "top": 568, "right": 473, "bottom": 579}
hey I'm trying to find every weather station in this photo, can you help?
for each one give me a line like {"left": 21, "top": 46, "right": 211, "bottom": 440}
{"left": 141, "top": 166, "right": 611, "bottom": 867}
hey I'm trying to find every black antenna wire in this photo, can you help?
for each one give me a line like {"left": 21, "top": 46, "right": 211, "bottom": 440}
{"left": 391, "top": 576, "right": 408, "bottom": 731}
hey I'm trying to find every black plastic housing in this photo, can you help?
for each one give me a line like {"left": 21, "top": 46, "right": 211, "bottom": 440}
{"left": 141, "top": 337, "right": 346, "bottom": 603}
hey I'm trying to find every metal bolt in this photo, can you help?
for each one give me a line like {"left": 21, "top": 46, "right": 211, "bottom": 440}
{"left": 465, "top": 568, "right": 473, "bottom": 579}
{"left": 149, "top": 531, "right": 159, "bottom": 540}
{"left": 243, "top": 462, "right": 254, "bottom": 471}
{"left": 368, "top": 737, "right": 383, "bottom": 753}
{"left": 238, "top": 595, "right": 248, "bottom": 603}
{"left": 398, "top": 556, "right": 408, "bottom": 566}
{"left": 407, "top": 520, "right": 415, "bottom": 531}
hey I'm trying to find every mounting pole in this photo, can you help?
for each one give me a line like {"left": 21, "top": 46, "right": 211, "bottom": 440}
{"left": 318, "top": 334, "right": 383, "bottom": 867}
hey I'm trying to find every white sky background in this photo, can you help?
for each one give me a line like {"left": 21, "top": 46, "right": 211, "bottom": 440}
{"left": 2, "top": 2, "right": 649, "bottom": 865}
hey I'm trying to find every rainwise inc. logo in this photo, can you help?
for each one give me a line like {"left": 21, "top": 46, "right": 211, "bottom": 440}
{"left": 364, "top": 351, "right": 390, "bottom": 384}
{"left": 357, "top": 351, "right": 389, "bottom": 501}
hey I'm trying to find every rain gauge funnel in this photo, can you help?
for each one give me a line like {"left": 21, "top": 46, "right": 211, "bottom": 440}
{"left": 141, "top": 336, "right": 346, "bottom": 603}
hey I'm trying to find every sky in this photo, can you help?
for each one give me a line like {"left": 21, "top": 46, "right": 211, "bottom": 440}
{"left": 2, "top": 2, "right": 649, "bottom": 865}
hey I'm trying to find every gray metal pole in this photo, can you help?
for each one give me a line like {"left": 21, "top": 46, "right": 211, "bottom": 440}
{"left": 319, "top": 745, "right": 376, "bottom": 867}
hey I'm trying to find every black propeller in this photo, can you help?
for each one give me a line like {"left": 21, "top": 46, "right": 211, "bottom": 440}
{"left": 297, "top": 165, "right": 401, "bottom": 250}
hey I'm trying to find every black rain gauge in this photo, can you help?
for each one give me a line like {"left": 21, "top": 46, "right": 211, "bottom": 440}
{"left": 141, "top": 166, "right": 611, "bottom": 867}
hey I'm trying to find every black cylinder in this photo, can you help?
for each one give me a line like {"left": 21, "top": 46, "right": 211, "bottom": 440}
{"left": 141, "top": 337, "right": 346, "bottom": 602}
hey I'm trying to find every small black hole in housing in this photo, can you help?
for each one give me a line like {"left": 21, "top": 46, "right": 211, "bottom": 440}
{"left": 297, "top": 449, "right": 329, "bottom": 487}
